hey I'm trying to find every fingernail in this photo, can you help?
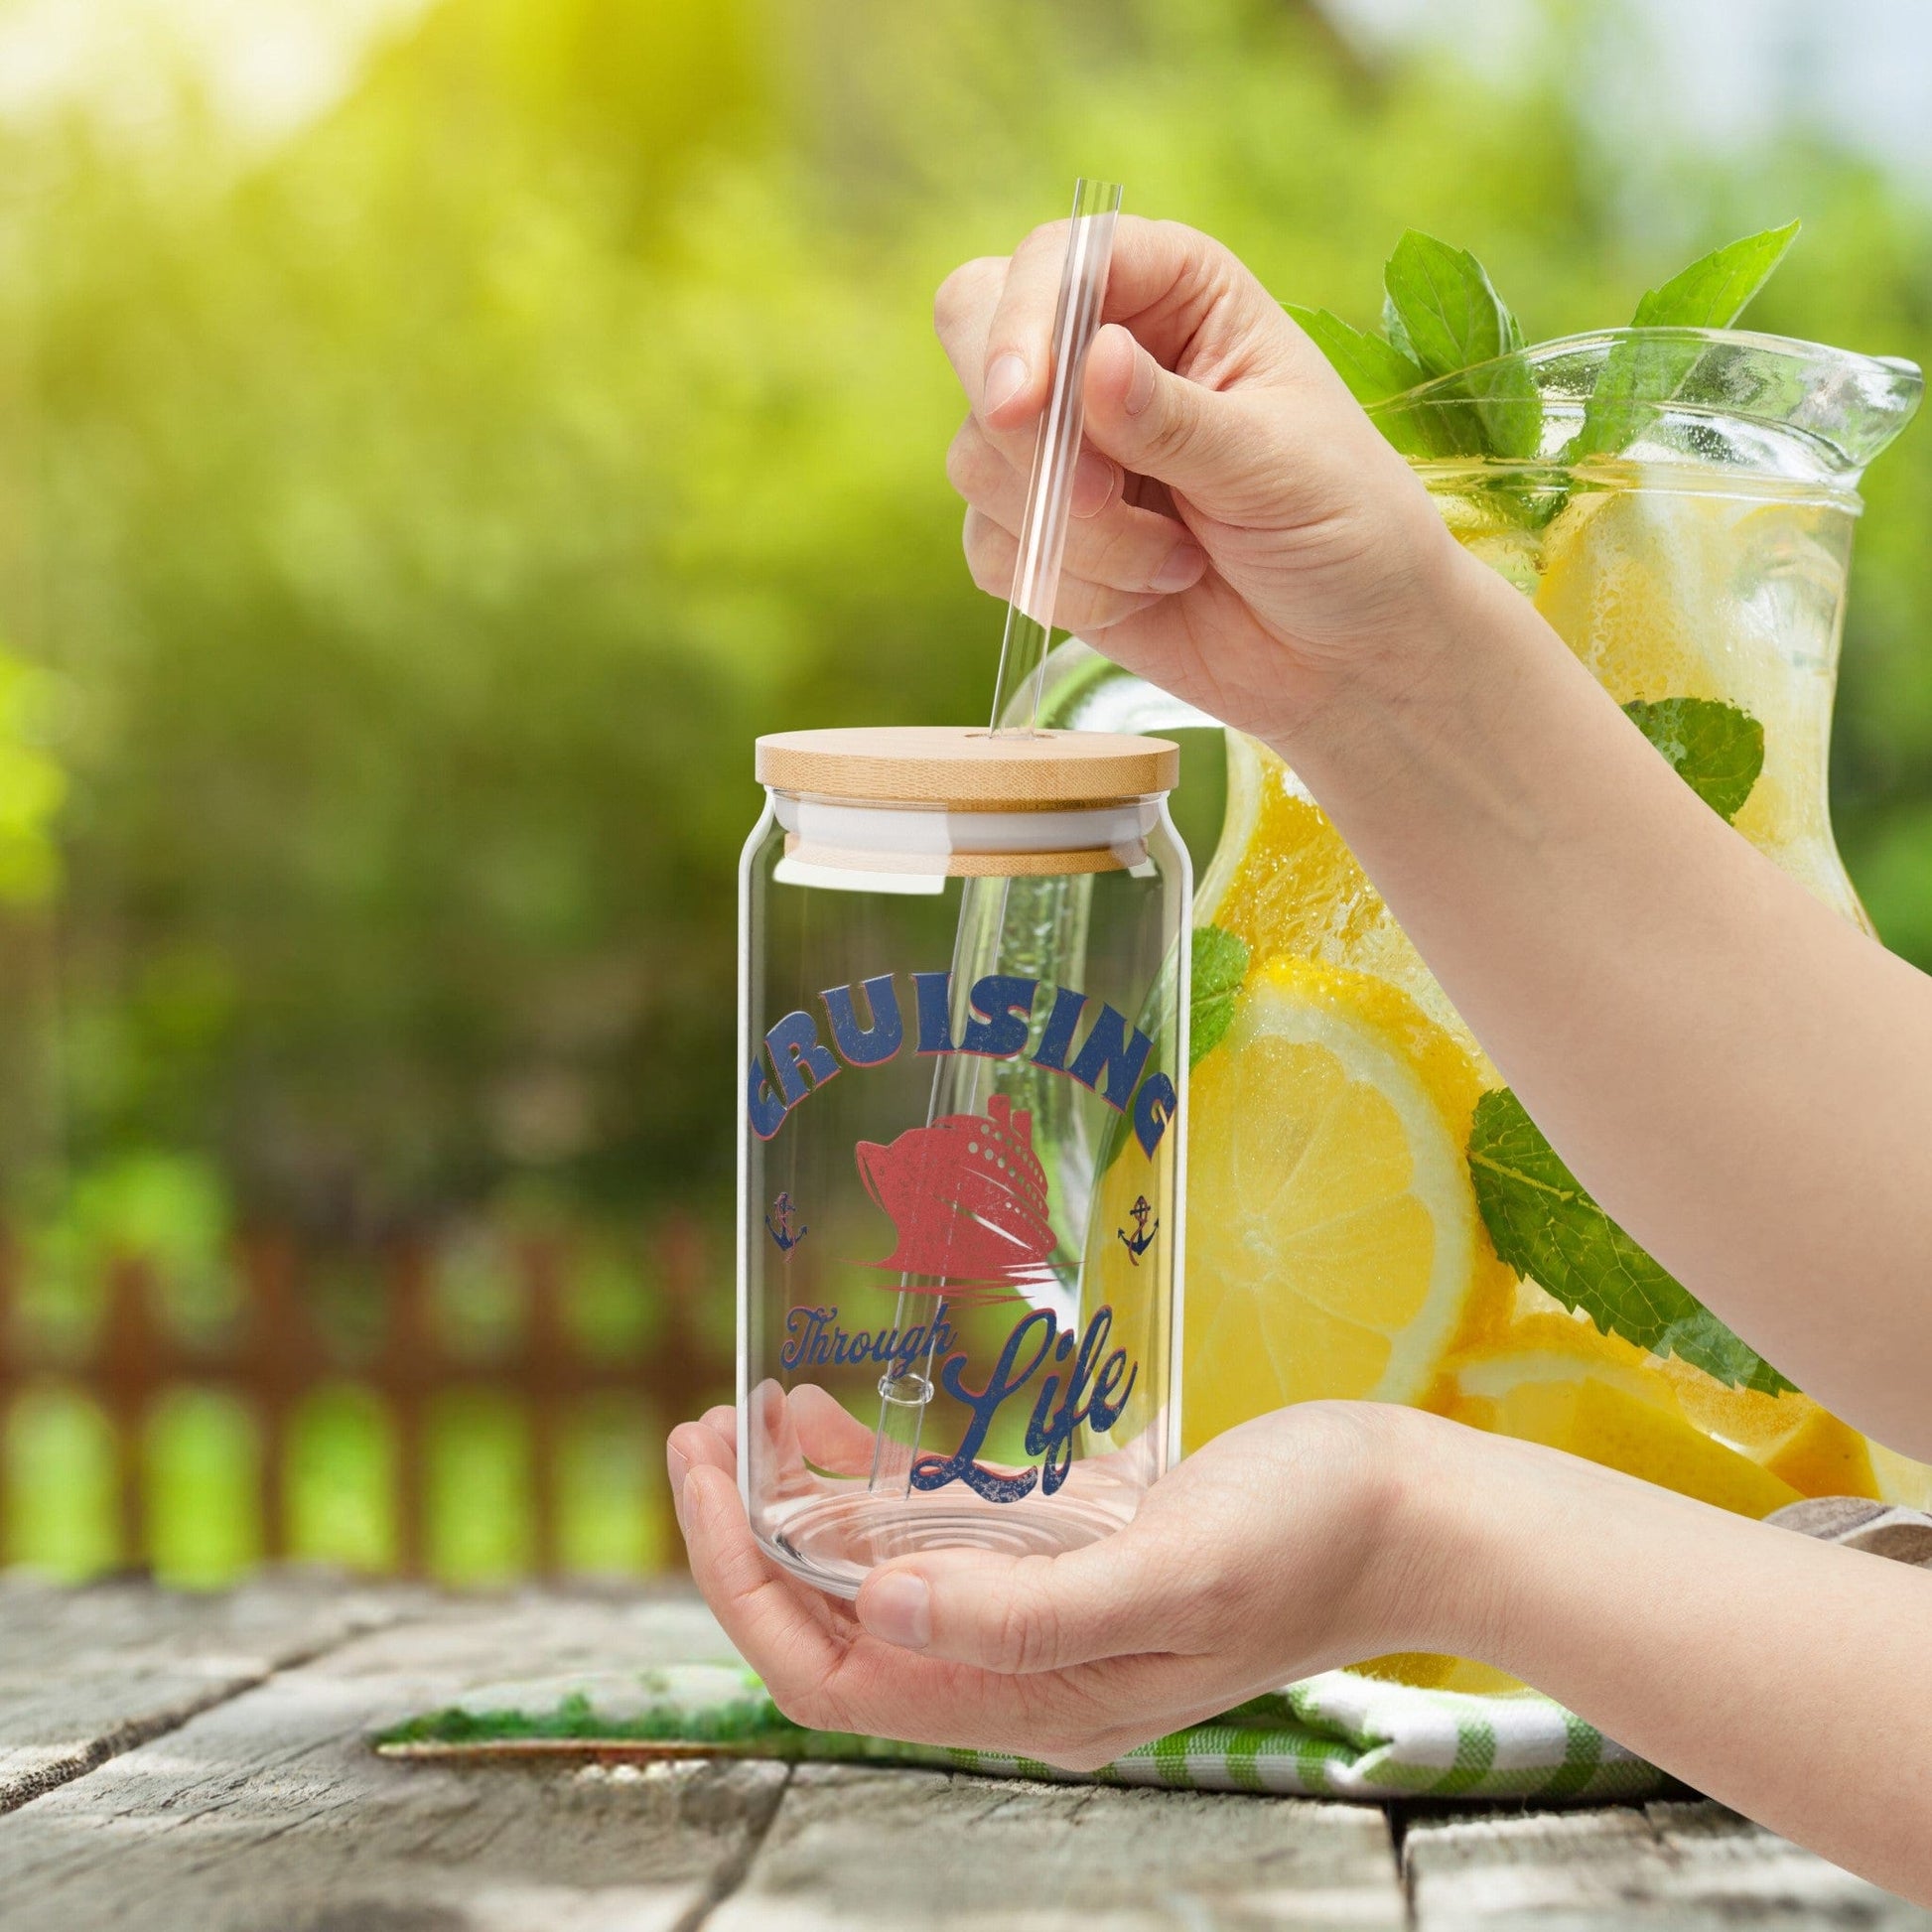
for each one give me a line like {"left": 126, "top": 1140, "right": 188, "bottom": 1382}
{"left": 1124, "top": 345, "right": 1158, "bottom": 418}
{"left": 1070, "top": 447, "right": 1119, "bottom": 519}
{"left": 1151, "top": 542, "right": 1206, "bottom": 594}
{"left": 862, "top": 1572, "right": 931, "bottom": 1651}
{"left": 984, "top": 353, "right": 1028, "bottom": 415}
{"left": 666, "top": 1441, "right": 690, "bottom": 1509}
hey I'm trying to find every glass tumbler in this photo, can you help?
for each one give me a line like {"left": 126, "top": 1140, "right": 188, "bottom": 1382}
{"left": 739, "top": 726, "right": 1188, "bottom": 1597}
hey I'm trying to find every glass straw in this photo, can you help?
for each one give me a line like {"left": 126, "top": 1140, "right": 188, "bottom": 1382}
{"left": 990, "top": 177, "right": 1124, "bottom": 738}
{"left": 868, "top": 180, "right": 1123, "bottom": 1503}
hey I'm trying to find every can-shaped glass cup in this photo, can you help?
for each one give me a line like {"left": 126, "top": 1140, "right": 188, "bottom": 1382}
{"left": 739, "top": 727, "right": 1188, "bottom": 1597}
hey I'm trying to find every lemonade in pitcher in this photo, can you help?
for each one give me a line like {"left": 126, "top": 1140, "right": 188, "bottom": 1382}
{"left": 1050, "top": 225, "right": 1926, "bottom": 1690}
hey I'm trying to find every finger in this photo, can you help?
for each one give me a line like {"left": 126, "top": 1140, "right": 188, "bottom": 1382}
{"left": 678, "top": 1462, "right": 852, "bottom": 1712}
{"left": 962, "top": 510, "right": 1168, "bottom": 633}
{"left": 945, "top": 415, "right": 1120, "bottom": 523}
{"left": 854, "top": 1519, "right": 1209, "bottom": 1674}
{"left": 669, "top": 1417, "right": 735, "bottom": 1484}
{"left": 975, "top": 219, "right": 1085, "bottom": 430}
{"left": 787, "top": 1382, "right": 878, "bottom": 1478}
{"left": 977, "top": 216, "right": 1306, "bottom": 432}
{"left": 1089, "top": 218, "right": 1300, "bottom": 375}
{"left": 700, "top": 1404, "right": 736, "bottom": 1438}
{"left": 668, "top": 1411, "right": 737, "bottom": 1502}
{"left": 951, "top": 427, "right": 1205, "bottom": 599}
{"left": 933, "top": 254, "right": 1007, "bottom": 407}
{"left": 1081, "top": 323, "right": 1268, "bottom": 510}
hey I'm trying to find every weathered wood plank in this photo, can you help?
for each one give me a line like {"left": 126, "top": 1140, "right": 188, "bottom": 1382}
{"left": 0, "top": 1570, "right": 410, "bottom": 1810}
{"left": 706, "top": 1761, "right": 1405, "bottom": 1931}
{"left": 0, "top": 1588, "right": 781, "bottom": 1932}
{"left": 1406, "top": 1796, "right": 1932, "bottom": 1929}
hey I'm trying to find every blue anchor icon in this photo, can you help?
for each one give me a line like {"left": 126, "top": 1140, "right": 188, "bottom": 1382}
{"left": 765, "top": 1192, "right": 807, "bottom": 1253}
{"left": 1116, "top": 1194, "right": 1158, "bottom": 1266}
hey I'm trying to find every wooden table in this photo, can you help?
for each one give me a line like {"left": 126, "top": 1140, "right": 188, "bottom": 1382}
{"left": 0, "top": 1572, "right": 1920, "bottom": 1930}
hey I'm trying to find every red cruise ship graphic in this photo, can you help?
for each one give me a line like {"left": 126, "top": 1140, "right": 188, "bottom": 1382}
{"left": 855, "top": 1094, "right": 1057, "bottom": 1295}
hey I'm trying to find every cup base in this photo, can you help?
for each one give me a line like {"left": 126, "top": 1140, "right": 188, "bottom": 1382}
{"left": 754, "top": 1484, "right": 1131, "bottom": 1599}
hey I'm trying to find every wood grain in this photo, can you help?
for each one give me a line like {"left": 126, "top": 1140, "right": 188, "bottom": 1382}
{"left": 707, "top": 1761, "right": 1407, "bottom": 1931}
{"left": 1405, "top": 1798, "right": 1932, "bottom": 1929}
{"left": 755, "top": 727, "right": 1179, "bottom": 806}
{"left": 0, "top": 1571, "right": 407, "bottom": 1811}
{"left": 0, "top": 1590, "right": 779, "bottom": 1932}
{"left": 1, "top": 1579, "right": 1920, "bottom": 1931}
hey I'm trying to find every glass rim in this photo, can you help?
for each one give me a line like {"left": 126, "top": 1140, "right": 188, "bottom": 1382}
{"left": 1368, "top": 326, "right": 1922, "bottom": 483}
{"left": 1401, "top": 456, "right": 1866, "bottom": 511}
{"left": 1380, "top": 325, "right": 1921, "bottom": 402}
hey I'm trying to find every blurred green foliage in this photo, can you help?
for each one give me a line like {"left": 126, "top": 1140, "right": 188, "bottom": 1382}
{"left": 2, "top": 0, "right": 1930, "bottom": 1237}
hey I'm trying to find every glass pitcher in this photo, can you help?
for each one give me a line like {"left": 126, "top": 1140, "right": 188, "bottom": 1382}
{"left": 1035, "top": 328, "right": 1925, "bottom": 1689}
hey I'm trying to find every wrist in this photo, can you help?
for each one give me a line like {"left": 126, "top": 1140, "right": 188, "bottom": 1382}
{"left": 1265, "top": 539, "right": 1529, "bottom": 797}
{"left": 1340, "top": 1405, "right": 1547, "bottom": 1667}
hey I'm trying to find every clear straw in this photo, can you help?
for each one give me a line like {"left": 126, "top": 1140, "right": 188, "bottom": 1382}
{"left": 867, "top": 180, "right": 1123, "bottom": 1503}
{"left": 988, "top": 177, "right": 1123, "bottom": 737}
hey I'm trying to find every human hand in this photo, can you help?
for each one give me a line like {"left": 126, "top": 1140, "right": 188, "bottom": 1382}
{"left": 666, "top": 1397, "right": 1449, "bottom": 1771}
{"left": 936, "top": 216, "right": 1479, "bottom": 747}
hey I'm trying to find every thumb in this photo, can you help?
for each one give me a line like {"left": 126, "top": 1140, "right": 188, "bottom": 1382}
{"left": 1081, "top": 323, "right": 1261, "bottom": 508}
{"left": 855, "top": 1523, "right": 1198, "bottom": 1674}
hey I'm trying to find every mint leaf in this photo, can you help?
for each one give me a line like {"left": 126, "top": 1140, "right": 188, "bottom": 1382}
{"left": 1287, "top": 305, "right": 1456, "bottom": 460}
{"left": 1381, "top": 291, "right": 1418, "bottom": 365}
{"left": 1622, "top": 697, "right": 1764, "bottom": 822}
{"left": 1383, "top": 232, "right": 1523, "bottom": 375}
{"left": 1381, "top": 231, "right": 1540, "bottom": 460}
{"left": 1467, "top": 1088, "right": 1794, "bottom": 1395}
{"left": 1189, "top": 924, "right": 1249, "bottom": 1069}
{"left": 1284, "top": 304, "right": 1426, "bottom": 404}
{"left": 1092, "top": 924, "right": 1243, "bottom": 1181}
{"left": 1570, "top": 220, "right": 1800, "bottom": 464}
{"left": 1631, "top": 219, "right": 1800, "bottom": 331}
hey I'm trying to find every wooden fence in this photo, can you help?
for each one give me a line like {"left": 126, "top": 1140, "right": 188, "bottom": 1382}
{"left": 0, "top": 1218, "right": 735, "bottom": 1579}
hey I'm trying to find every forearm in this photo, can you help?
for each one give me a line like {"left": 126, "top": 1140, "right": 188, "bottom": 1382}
{"left": 1396, "top": 1418, "right": 1932, "bottom": 1902}
{"left": 1278, "top": 551, "right": 1932, "bottom": 1453}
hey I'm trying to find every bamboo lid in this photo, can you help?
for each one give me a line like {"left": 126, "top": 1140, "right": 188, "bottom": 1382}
{"left": 755, "top": 727, "right": 1178, "bottom": 808}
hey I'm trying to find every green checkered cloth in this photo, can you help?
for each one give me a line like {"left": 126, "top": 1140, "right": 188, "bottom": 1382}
{"left": 373, "top": 1662, "right": 1667, "bottom": 1804}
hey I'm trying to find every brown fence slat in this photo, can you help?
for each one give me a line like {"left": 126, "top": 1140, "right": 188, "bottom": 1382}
{"left": 0, "top": 1218, "right": 729, "bottom": 1584}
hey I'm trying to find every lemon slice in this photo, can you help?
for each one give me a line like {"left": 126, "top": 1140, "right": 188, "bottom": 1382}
{"left": 1197, "top": 738, "right": 1488, "bottom": 1061}
{"left": 1532, "top": 486, "right": 1720, "bottom": 705}
{"left": 1195, "top": 740, "right": 1379, "bottom": 965}
{"left": 1436, "top": 1311, "right": 1803, "bottom": 1519}
{"left": 1179, "top": 956, "right": 1507, "bottom": 1450}
{"left": 1870, "top": 1444, "right": 1932, "bottom": 1511}
{"left": 1650, "top": 1354, "right": 1880, "bottom": 1500}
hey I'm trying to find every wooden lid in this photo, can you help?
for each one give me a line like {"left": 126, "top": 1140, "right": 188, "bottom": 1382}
{"left": 755, "top": 727, "right": 1178, "bottom": 808}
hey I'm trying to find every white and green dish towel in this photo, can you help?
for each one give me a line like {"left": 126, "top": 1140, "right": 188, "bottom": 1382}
{"left": 374, "top": 1660, "right": 1665, "bottom": 1802}
{"left": 372, "top": 1498, "right": 1931, "bottom": 1804}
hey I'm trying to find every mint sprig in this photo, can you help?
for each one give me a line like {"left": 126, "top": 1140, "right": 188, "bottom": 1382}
{"left": 1189, "top": 924, "right": 1249, "bottom": 1068}
{"left": 1295, "top": 220, "right": 1801, "bottom": 482}
{"left": 1381, "top": 231, "right": 1526, "bottom": 373}
{"left": 1468, "top": 1090, "right": 1793, "bottom": 1395}
{"left": 1621, "top": 697, "right": 1764, "bottom": 823}
{"left": 1631, "top": 219, "right": 1801, "bottom": 331}
{"left": 1569, "top": 220, "right": 1800, "bottom": 464}
{"left": 1380, "top": 231, "right": 1541, "bottom": 461}
{"left": 1284, "top": 305, "right": 1424, "bottom": 406}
